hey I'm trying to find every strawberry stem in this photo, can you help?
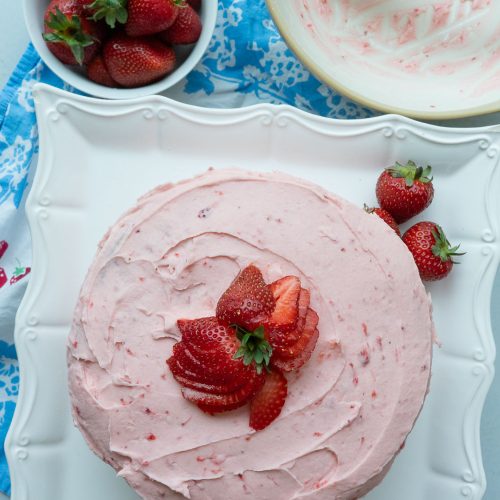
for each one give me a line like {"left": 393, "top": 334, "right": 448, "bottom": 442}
{"left": 87, "top": 0, "right": 128, "bottom": 28}
{"left": 431, "top": 226, "right": 465, "bottom": 264}
{"left": 387, "top": 160, "right": 433, "bottom": 187}
{"left": 43, "top": 7, "right": 96, "bottom": 65}
{"left": 232, "top": 325, "right": 272, "bottom": 374}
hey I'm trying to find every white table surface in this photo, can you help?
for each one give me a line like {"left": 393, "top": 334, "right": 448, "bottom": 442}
{"left": 0, "top": 1, "right": 499, "bottom": 499}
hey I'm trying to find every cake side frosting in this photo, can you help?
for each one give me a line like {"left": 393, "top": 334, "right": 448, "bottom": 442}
{"left": 68, "top": 169, "right": 433, "bottom": 499}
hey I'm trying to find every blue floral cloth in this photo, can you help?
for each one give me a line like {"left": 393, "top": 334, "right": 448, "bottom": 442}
{"left": 0, "top": 0, "right": 373, "bottom": 495}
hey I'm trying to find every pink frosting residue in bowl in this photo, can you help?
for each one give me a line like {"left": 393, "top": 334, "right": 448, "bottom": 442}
{"left": 295, "top": 0, "right": 500, "bottom": 100}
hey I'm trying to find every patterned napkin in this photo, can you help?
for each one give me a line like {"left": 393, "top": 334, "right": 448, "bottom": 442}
{"left": 0, "top": 0, "right": 374, "bottom": 495}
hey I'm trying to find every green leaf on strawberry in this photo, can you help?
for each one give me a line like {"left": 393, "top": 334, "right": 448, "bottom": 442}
{"left": 87, "top": 0, "right": 128, "bottom": 29}
{"left": 232, "top": 324, "right": 272, "bottom": 375}
{"left": 387, "top": 160, "right": 433, "bottom": 187}
{"left": 431, "top": 226, "right": 465, "bottom": 264}
{"left": 43, "top": 7, "right": 96, "bottom": 65}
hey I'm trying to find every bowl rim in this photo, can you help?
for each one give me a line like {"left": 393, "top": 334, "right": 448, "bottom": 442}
{"left": 266, "top": 0, "right": 500, "bottom": 121}
{"left": 24, "top": 0, "right": 218, "bottom": 99}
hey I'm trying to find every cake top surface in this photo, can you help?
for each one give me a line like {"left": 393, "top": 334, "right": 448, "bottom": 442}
{"left": 68, "top": 168, "right": 433, "bottom": 500}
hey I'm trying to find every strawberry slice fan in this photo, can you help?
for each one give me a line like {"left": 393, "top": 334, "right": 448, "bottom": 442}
{"left": 167, "top": 265, "right": 320, "bottom": 431}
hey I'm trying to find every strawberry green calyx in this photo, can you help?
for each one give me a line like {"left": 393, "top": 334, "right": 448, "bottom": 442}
{"left": 387, "top": 160, "right": 433, "bottom": 188}
{"left": 232, "top": 325, "right": 273, "bottom": 375}
{"left": 431, "top": 226, "right": 465, "bottom": 264}
{"left": 43, "top": 7, "right": 96, "bottom": 65}
{"left": 87, "top": 0, "right": 128, "bottom": 28}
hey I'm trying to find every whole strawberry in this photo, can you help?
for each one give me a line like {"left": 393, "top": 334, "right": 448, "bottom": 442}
{"left": 126, "top": 0, "right": 182, "bottom": 37}
{"left": 43, "top": 0, "right": 104, "bottom": 65}
{"left": 364, "top": 205, "right": 401, "bottom": 236}
{"left": 403, "top": 222, "right": 464, "bottom": 281}
{"left": 159, "top": 3, "right": 202, "bottom": 45}
{"left": 103, "top": 34, "right": 176, "bottom": 87}
{"left": 376, "top": 161, "right": 434, "bottom": 223}
{"left": 87, "top": 54, "right": 116, "bottom": 86}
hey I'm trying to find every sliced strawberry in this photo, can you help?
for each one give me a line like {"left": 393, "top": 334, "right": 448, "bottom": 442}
{"left": 272, "top": 328, "right": 319, "bottom": 372}
{"left": 266, "top": 276, "right": 300, "bottom": 332}
{"left": 169, "top": 364, "right": 247, "bottom": 395}
{"left": 268, "top": 288, "right": 309, "bottom": 351}
{"left": 216, "top": 265, "right": 275, "bottom": 331}
{"left": 249, "top": 370, "right": 287, "bottom": 430}
{"left": 169, "top": 316, "right": 269, "bottom": 411}
{"left": 184, "top": 370, "right": 265, "bottom": 413}
{"left": 174, "top": 318, "right": 247, "bottom": 380}
{"left": 275, "top": 308, "right": 319, "bottom": 360}
{"left": 171, "top": 343, "right": 250, "bottom": 386}
{"left": 177, "top": 317, "right": 236, "bottom": 351}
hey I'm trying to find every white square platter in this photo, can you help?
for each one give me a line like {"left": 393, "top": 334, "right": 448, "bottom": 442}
{"left": 5, "top": 83, "right": 500, "bottom": 500}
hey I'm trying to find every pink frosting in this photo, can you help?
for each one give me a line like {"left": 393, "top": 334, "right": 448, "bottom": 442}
{"left": 68, "top": 169, "right": 433, "bottom": 499}
{"left": 296, "top": 0, "right": 499, "bottom": 99}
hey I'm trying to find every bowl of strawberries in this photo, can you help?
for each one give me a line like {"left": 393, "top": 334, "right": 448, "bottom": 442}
{"left": 25, "top": 0, "right": 217, "bottom": 98}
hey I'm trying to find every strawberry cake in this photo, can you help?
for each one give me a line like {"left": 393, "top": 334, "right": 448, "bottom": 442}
{"left": 68, "top": 169, "right": 434, "bottom": 499}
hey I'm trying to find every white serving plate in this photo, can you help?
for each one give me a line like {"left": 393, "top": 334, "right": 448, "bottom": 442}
{"left": 266, "top": 0, "right": 500, "bottom": 120}
{"left": 6, "top": 83, "right": 500, "bottom": 500}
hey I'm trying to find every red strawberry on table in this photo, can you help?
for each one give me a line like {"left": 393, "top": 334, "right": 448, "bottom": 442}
{"left": 10, "top": 266, "right": 31, "bottom": 285}
{"left": 249, "top": 370, "right": 287, "bottom": 431}
{"left": 103, "top": 34, "right": 176, "bottom": 87}
{"left": 376, "top": 161, "right": 434, "bottom": 223}
{"left": 364, "top": 205, "right": 401, "bottom": 236}
{"left": 126, "top": 0, "right": 182, "bottom": 37}
{"left": 159, "top": 4, "right": 202, "bottom": 45}
{"left": 403, "top": 222, "right": 464, "bottom": 281}
{"left": 43, "top": 0, "right": 105, "bottom": 65}
{"left": 0, "top": 241, "right": 8, "bottom": 260}
{"left": 216, "top": 264, "right": 275, "bottom": 331}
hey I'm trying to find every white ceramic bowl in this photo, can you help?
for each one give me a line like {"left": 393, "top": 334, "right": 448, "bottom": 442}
{"left": 24, "top": 0, "right": 217, "bottom": 99}
{"left": 266, "top": 0, "right": 500, "bottom": 120}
